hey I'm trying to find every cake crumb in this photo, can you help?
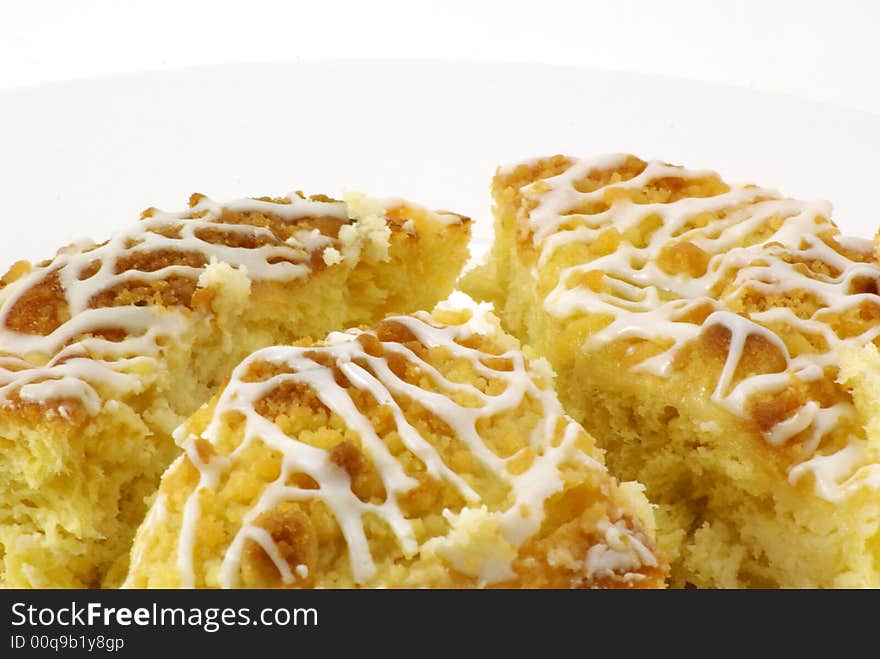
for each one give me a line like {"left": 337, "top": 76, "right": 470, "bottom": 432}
{"left": 197, "top": 258, "right": 252, "bottom": 311}
{"left": 322, "top": 247, "right": 343, "bottom": 266}
{"left": 341, "top": 190, "right": 392, "bottom": 263}
{"left": 421, "top": 506, "right": 516, "bottom": 585}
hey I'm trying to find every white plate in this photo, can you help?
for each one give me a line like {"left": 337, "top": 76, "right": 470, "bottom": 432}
{"left": 1, "top": 59, "right": 879, "bottom": 272}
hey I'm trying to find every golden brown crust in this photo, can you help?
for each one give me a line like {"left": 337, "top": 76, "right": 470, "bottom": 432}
{"left": 242, "top": 503, "right": 319, "bottom": 588}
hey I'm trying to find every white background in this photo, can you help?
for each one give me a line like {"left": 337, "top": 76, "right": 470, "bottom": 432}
{"left": 2, "top": 0, "right": 879, "bottom": 114}
{"left": 2, "top": 0, "right": 879, "bottom": 268}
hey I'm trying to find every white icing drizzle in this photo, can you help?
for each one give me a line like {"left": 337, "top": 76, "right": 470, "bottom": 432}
{"left": 584, "top": 519, "right": 659, "bottom": 583}
{"left": 154, "top": 311, "right": 650, "bottom": 587}
{"left": 0, "top": 191, "right": 427, "bottom": 417}
{"left": 176, "top": 438, "right": 231, "bottom": 588}
{"left": 516, "top": 153, "right": 880, "bottom": 501}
